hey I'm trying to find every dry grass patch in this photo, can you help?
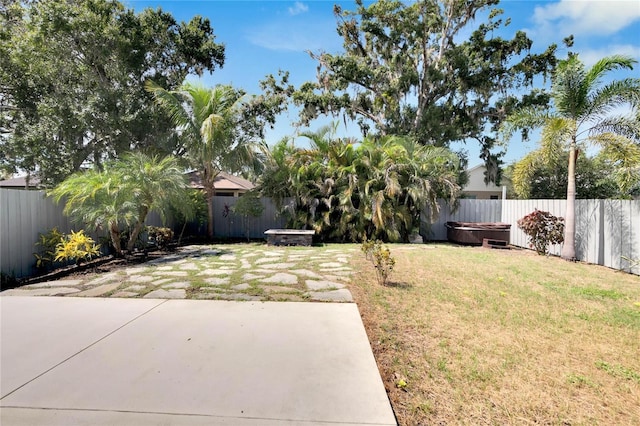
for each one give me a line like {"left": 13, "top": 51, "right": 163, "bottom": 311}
{"left": 348, "top": 244, "right": 640, "bottom": 425}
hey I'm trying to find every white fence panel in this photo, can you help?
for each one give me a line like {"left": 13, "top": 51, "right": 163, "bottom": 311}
{"left": 501, "top": 199, "right": 566, "bottom": 256}
{"left": 3, "top": 188, "right": 638, "bottom": 278}
{"left": 502, "top": 199, "right": 640, "bottom": 275}
{"left": 1, "top": 189, "right": 73, "bottom": 278}
{"left": 424, "top": 199, "right": 502, "bottom": 240}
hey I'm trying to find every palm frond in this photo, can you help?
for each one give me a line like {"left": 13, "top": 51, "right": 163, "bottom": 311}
{"left": 500, "top": 106, "right": 551, "bottom": 141}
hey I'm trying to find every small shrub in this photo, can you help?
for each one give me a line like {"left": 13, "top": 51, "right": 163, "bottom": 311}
{"left": 1, "top": 272, "right": 19, "bottom": 290}
{"left": 361, "top": 238, "right": 375, "bottom": 261}
{"left": 147, "top": 226, "right": 174, "bottom": 250}
{"left": 517, "top": 209, "right": 564, "bottom": 255}
{"left": 55, "top": 230, "right": 101, "bottom": 265}
{"left": 361, "top": 238, "right": 395, "bottom": 285}
{"left": 34, "top": 227, "right": 65, "bottom": 269}
{"left": 231, "top": 191, "right": 265, "bottom": 241}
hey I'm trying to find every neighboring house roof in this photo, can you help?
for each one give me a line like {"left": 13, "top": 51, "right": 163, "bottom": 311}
{"left": 186, "top": 171, "right": 255, "bottom": 191}
{"left": 0, "top": 172, "right": 256, "bottom": 192}
{"left": 0, "top": 175, "right": 41, "bottom": 189}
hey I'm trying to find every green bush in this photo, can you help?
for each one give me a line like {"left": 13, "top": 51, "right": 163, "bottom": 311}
{"left": 361, "top": 238, "right": 396, "bottom": 285}
{"left": 231, "top": 191, "right": 265, "bottom": 241}
{"left": 517, "top": 209, "right": 564, "bottom": 255}
{"left": 55, "top": 230, "right": 101, "bottom": 265}
{"left": 34, "top": 227, "right": 65, "bottom": 269}
{"left": 147, "top": 226, "right": 174, "bottom": 250}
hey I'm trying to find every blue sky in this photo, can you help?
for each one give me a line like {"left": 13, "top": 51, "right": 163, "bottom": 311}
{"left": 125, "top": 0, "right": 640, "bottom": 167}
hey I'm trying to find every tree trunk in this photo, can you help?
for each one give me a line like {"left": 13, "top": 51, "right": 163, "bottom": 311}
{"left": 109, "top": 222, "right": 123, "bottom": 257}
{"left": 127, "top": 208, "right": 149, "bottom": 252}
{"left": 206, "top": 189, "right": 215, "bottom": 240}
{"left": 561, "top": 140, "right": 577, "bottom": 260}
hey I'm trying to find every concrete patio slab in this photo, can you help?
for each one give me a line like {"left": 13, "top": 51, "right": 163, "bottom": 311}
{"left": 0, "top": 297, "right": 165, "bottom": 398}
{"left": 0, "top": 297, "right": 396, "bottom": 425}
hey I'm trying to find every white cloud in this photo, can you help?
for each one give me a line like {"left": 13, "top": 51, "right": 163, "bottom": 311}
{"left": 246, "top": 20, "right": 340, "bottom": 52}
{"left": 288, "top": 1, "right": 309, "bottom": 16}
{"left": 577, "top": 44, "right": 640, "bottom": 67}
{"left": 531, "top": 0, "right": 640, "bottom": 37}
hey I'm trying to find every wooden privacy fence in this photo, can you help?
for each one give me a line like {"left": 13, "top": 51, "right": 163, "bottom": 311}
{"left": 212, "top": 196, "right": 287, "bottom": 239}
{"left": 2, "top": 189, "right": 639, "bottom": 277}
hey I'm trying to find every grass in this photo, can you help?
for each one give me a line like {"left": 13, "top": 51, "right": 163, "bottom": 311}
{"left": 347, "top": 243, "right": 640, "bottom": 425}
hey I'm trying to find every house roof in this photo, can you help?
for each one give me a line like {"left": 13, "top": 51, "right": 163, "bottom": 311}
{"left": 186, "top": 171, "right": 255, "bottom": 191}
{"left": 0, "top": 175, "right": 41, "bottom": 189}
{"left": 0, "top": 172, "right": 256, "bottom": 192}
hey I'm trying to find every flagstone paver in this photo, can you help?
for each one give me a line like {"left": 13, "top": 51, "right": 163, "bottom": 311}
{"left": 199, "top": 269, "right": 230, "bottom": 276}
{"left": 290, "top": 269, "right": 323, "bottom": 278}
{"left": 307, "top": 289, "right": 354, "bottom": 302}
{"left": 318, "top": 262, "right": 345, "bottom": 268}
{"left": 144, "top": 289, "right": 186, "bottom": 299}
{"left": 260, "top": 272, "right": 299, "bottom": 285}
{"left": 162, "top": 282, "right": 191, "bottom": 289}
{"left": 85, "top": 274, "right": 119, "bottom": 286}
{"left": 23, "top": 279, "right": 84, "bottom": 288}
{"left": 204, "top": 277, "right": 230, "bottom": 285}
{"left": 129, "top": 275, "right": 155, "bottom": 283}
{"left": 124, "top": 285, "right": 147, "bottom": 292}
{"left": 2, "top": 287, "right": 80, "bottom": 296}
{"left": 231, "top": 283, "right": 251, "bottom": 291}
{"left": 242, "top": 273, "right": 264, "bottom": 281}
{"left": 2, "top": 244, "right": 357, "bottom": 303}
{"left": 305, "top": 280, "right": 345, "bottom": 291}
{"left": 260, "top": 262, "right": 298, "bottom": 270}
{"left": 111, "top": 291, "right": 138, "bottom": 298}
{"left": 75, "top": 282, "right": 122, "bottom": 297}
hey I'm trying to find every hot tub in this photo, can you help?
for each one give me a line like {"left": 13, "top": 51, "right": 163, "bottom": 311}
{"left": 445, "top": 222, "right": 511, "bottom": 245}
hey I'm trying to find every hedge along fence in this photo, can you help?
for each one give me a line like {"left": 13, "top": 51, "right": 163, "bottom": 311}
{"left": 2, "top": 189, "right": 639, "bottom": 278}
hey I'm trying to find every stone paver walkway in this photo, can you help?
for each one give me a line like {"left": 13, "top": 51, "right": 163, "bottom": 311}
{"left": 1, "top": 245, "right": 356, "bottom": 302}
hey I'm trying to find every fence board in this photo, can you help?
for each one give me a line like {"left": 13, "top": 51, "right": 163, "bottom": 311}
{"left": 424, "top": 199, "right": 502, "bottom": 240}
{"left": 1, "top": 189, "right": 73, "bottom": 278}
{"left": 2, "top": 188, "right": 639, "bottom": 278}
{"left": 212, "top": 196, "right": 287, "bottom": 239}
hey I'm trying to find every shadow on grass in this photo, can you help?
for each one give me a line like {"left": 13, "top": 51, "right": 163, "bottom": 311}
{"left": 384, "top": 281, "right": 413, "bottom": 289}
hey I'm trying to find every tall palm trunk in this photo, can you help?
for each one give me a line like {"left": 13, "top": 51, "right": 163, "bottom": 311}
{"left": 561, "top": 139, "right": 577, "bottom": 260}
{"left": 205, "top": 187, "right": 215, "bottom": 239}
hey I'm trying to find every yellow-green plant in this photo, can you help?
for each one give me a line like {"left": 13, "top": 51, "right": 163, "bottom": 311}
{"left": 361, "top": 237, "right": 375, "bottom": 261}
{"left": 55, "top": 230, "right": 100, "bottom": 265}
{"left": 362, "top": 238, "right": 395, "bottom": 285}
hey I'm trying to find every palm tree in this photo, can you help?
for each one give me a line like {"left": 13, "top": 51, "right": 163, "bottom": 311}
{"left": 50, "top": 169, "right": 135, "bottom": 256}
{"left": 146, "top": 81, "right": 259, "bottom": 239}
{"left": 51, "top": 153, "right": 191, "bottom": 255}
{"left": 258, "top": 128, "right": 462, "bottom": 242}
{"left": 354, "top": 136, "right": 461, "bottom": 241}
{"left": 502, "top": 55, "right": 640, "bottom": 260}
{"left": 116, "top": 153, "right": 192, "bottom": 251}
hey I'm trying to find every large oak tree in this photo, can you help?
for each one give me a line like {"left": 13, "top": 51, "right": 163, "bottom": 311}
{"left": 266, "top": 0, "right": 561, "bottom": 182}
{"left": 0, "top": 0, "right": 225, "bottom": 186}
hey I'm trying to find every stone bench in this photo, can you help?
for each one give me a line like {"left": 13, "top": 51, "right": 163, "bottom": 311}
{"left": 264, "top": 229, "right": 315, "bottom": 246}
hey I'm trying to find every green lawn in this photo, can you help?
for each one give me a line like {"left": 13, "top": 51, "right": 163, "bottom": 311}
{"left": 347, "top": 243, "right": 640, "bottom": 425}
